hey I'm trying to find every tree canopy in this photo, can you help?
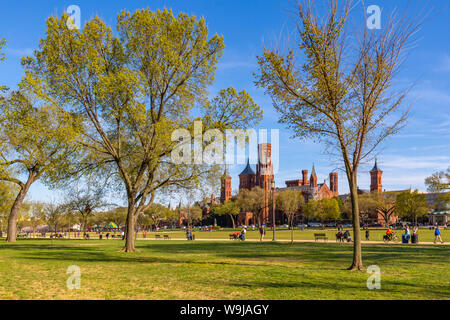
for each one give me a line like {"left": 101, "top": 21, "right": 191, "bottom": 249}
{"left": 23, "top": 9, "right": 262, "bottom": 251}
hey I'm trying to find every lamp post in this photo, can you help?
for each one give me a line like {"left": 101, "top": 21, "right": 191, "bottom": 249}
{"left": 271, "top": 179, "right": 276, "bottom": 241}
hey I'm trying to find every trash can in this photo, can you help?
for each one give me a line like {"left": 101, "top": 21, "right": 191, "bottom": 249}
{"left": 402, "top": 234, "right": 409, "bottom": 244}
{"left": 411, "top": 234, "right": 418, "bottom": 243}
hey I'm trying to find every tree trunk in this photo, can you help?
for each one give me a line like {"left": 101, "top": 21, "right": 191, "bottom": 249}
{"left": 348, "top": 173, "right": 364, "bottom": 270}
{"left": 228, "top": 214, "right": 236, "bottom": 230}
{"left": 290, "top": 217, "right": 294, "bottom": 244}
{"left": 6, "top": 176, "right": 33, "bottom": 242}
{"left": 122, "top": 200, "right": 137, "bottom": 252}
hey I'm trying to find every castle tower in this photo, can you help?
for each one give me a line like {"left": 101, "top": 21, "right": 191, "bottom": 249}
{"left": 310, "top": 164, "right": 317, "bottom": 188}
{"left": 256, "top": 143, "right": 274, "bottom": 225}
{"left": 302, "top": 170, "right": 309, "bottom": 186}
{"left": 239, "top": 159, "right": 256, "bottom": 190}
{"left": 370, "top": 159, "right": 383, "bottom": 193}
{"left": 329, "top": 172, "right": 338, "bottom": 196}
{"left": 220, "top": 169, "right": 232, "bottom": 203}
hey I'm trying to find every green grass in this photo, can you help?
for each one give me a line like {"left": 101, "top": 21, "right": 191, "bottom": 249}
{"left": 0, "top": 239, "right": 448, "bottom": 299}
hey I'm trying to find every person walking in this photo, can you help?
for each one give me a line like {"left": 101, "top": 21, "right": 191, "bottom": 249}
{"left": 434, "top": 226, "right": 444, "bottom": 244}
{"left": 240, "top": 227, "right": 247, "bottom": 241}
{"left": 365, "top": 228, "right": 370, "bottom": 241}
{"left": 259, "top": 225, "right": 266, "bottom": 241}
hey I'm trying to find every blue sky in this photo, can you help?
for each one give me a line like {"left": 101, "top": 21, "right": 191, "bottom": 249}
{"left": 1, "top": 0, "right": 449, "bottom": 205}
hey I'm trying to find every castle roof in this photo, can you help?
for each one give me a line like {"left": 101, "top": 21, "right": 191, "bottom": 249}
{"left": 239, "top": 159, "right": 256, "bottom": 175}
{"left": 310, "top": 164, "right": 317, "bottom": 178}
{"left": 370, "top": 159, "right": 381, "bottom": 172}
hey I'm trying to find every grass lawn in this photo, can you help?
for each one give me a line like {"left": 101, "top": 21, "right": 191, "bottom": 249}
{"left": 0, "top": 239, "right": 448, "bottom": 299}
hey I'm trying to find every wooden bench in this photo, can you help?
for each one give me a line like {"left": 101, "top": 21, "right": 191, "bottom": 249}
{"left": 314, "top": 233, "right": 328, "bottom": 242}
{"left": 163, "top": 234, "right": 171, "bottom": 240}
{"left": 155, "top": 234, "right": 162, "bottom": 239}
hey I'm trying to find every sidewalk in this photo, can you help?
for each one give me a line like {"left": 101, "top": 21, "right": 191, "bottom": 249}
{"left": 137, "top": 237, "right": 449, "bottom": 245}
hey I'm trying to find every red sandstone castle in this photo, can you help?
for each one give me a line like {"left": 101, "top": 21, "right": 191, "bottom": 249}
{"left": 219, "top": 142, "right": 392, "bottom": 226}
{"left": 220, "top": 143, "right": 340, "bottom": 225}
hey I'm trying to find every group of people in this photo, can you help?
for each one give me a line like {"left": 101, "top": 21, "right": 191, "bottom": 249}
{"left": 336, "top": 230, "right": 352, "bottom": 242}
{"left": 383, "top": 225, "right": 444, "bottom": 244}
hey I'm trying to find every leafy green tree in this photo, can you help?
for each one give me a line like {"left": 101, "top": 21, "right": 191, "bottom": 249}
{"left": 103, "top": 207, "right": 127, "bottom": 229}
{"left": 276, "top": 189, "right": 304, "bottom": 243}
{"left": 319, "top": 198, "right": 341, "bottom": 222}
{"left": 236, "top": 186, "right": 267, "bottom": 240}
{"left": 343, "top": 193, "right": 378, "bottom": 224}
{"left": 425, "top": 167, "right": 450, "bottom": 192}
{"left": 210, "top": 200, "right": 240, "bottom": 230}
{"left": 0, "top": 182, "right": 16, "bottom": 232}
{"left": 373, "top": 193, "right": 397, "bottom": 227}
{"left": 396, "top": 190, "right": 429, "bottom": 225}
{"left": 28, "top": 201, "right": 45, "bottom": 236}
{"left": 303, "top": 198, "right": 340, "bottom": 227}
{"left": 43, "top": 202, "right": 66, "bottom": 234}
{"left": 141, "top": 203, "right": 174, "bottom": 230}
{"left": 255, "top": 0, "right": 421, "bottom": 270}
{"left": 0, "top": 88, "right": 81, "bottom": 242}
{"left": 26, "top": 10, "right": 262, "bottom": 252}
{"left": 65, "top": 182, "right": 108, "bottom": 237}
{"left": 181, "top": 205, "right": 203, "bottom": 228}
{"left": 302, "top": 199, "right": 319, "bottom": 222}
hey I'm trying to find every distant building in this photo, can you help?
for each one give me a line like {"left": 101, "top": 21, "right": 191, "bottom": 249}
{"left": 221, "top": 143, "right": 338, "bottom": 226}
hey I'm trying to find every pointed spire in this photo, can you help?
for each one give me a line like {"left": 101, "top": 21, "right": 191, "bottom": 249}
{"left": 239, "top": 158, "right": 256, "bottom": 175}
{"left": 311, "top": 163, "right": 317, "bottom": 177}
{"left": 222, "top": 164, "right": 230, "bottom": 178}
{"left": 371, "top": 158, "right": 381, "bottom": 172}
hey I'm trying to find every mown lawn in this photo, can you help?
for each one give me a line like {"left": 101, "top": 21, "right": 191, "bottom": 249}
{"left": 0, "top": 239, "right": 448, "bottom": 300}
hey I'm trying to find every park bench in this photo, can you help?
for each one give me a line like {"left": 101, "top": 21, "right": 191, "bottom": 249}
{"left": 155, "top": 234, "right": 162, "bottom": 239}
{"left": 314, "top": 233, "right": 328, "bottom": 242}
{"left": 163, "top": 234, "right": 171, "bottom": 240}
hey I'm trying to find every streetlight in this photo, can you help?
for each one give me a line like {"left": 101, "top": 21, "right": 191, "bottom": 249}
{"left": 271, "top": 179, "right": 276, "bottom": 241}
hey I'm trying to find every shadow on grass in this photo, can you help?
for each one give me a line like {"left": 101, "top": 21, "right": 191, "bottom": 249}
{"left": 2, "top": 240, "right": 448, "bottom": 271}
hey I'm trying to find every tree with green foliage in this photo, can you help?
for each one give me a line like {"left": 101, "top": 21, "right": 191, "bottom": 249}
{"left": 343, "top": 193, "right": 378, "bottom": 224}
{"left": 43, "top": 202, "right": 66, "bottom": 234}
{"left": 276, "top": 189, "right": 304, "bottom": 243}
{"left": 425, "top": 167, "right": 450, "bottom": 192}
{"left": 236, "top": 187, "right": 267, "bottom": 240}
{"left": 396, "top": 190, "right": 429, "bottom": 225}
{"left": 65, "top": 182, "right": 108, "bottom": 237}
{"left": 302, "top": 199, "right": 319, "bottom": 222}
{"left": 303, "top": 198, "right": 341, "bottom": 226}
{"left": 373, "top": 193, "right": 397, "bottom": 227}
{"left": 255, "top": 0, "right": 422, "bottom": 270}
{"left": 0, "top": 87, "right": 81, "bottom": 242}
{"left": 103, "top": 207, "right": 127, "bottom": 229}
{"left": 210, "top": 200, "right": 240, "bottom": 230}
{"left": 141, "top": 203, "right": 175, "bottom": 230}
{"left": 0, "top": 182, "right": 16, "bottom": 232}
{"left": 180, "top": 205, "right": 203, "bottom": 228}
{"left": 26, "top": 10, "right": 262, "bottom": 252}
